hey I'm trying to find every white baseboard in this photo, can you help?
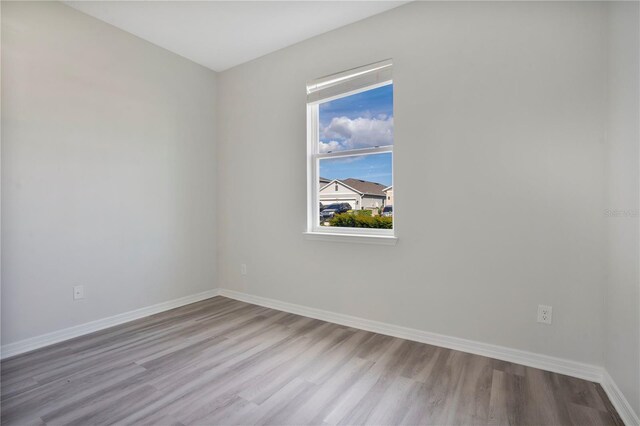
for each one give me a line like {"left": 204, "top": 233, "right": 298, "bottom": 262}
{"left": 0, "top": 289, "right": 219, "bottom": 360}
{"left": 602, "top": 370, "right": 640, "bottom": 426}
{"left": 219, "top": 288, "right": 640, "bottom": 425}
{"left": 217, "top": 288, "right": 603, "bottom": 381}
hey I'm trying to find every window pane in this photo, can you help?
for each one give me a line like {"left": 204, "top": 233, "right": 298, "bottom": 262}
{"left": 318, "top": 84, "right": 393, "bottom": 153}
{"left": 318, "top": 152, "right": 393, "bottom": 228}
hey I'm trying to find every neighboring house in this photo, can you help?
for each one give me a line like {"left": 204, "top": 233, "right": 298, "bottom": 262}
{"left": 383, "top": 185, "right": 393, "bottom": 206}
{"left": 319, "top": 177, "right": 331, "bottom": 209}
{"left": 319, "top": 178, "right": 387, "bottom": 211}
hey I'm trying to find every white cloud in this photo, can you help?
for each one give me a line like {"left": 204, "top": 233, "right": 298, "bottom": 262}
{"left": 320, "top": 116, "right": 393, "bottom": 151}
{"left": 319, "top": 140, "right": 342, "bottom": 153}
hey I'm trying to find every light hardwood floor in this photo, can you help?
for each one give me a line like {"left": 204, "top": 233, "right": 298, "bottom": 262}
{"left": 1, "top": 296, "right": 623, "bottom": 426}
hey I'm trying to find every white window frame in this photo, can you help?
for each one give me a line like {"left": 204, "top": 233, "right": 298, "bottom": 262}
{"left": 305, "top": 77, "right": 396, "bottom": 244}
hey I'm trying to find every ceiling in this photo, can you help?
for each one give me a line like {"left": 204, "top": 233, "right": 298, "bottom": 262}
{"left": 64, "top": 1, "right": 408, "bottom": 72}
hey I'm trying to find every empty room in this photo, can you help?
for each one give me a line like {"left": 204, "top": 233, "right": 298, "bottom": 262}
{"left": 1, "top": 0, "right": 639, "bottom": 425}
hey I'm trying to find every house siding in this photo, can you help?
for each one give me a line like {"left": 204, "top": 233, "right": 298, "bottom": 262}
{"left": 360, "top": 196, "right": 385, "bottom": 210}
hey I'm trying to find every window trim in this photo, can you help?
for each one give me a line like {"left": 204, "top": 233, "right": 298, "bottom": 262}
{"left": 306, "top": 80, "right": 396, "bottom": 241}
{"left": 303, "top": 231, "right": 398, "bottom": 245}
{"left": 307, "top": 59, "right": 392, "bottom": 103}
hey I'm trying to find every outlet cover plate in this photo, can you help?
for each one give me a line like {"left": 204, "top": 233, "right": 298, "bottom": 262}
{"left": 537, "top": 304, "right": 552, "bottom": 325}
{"left": 73, "top": 285, "right": 85, "bottom": 300}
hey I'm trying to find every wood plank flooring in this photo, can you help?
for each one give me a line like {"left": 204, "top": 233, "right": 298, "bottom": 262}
{"left": 0, "top": 296, "right": 623, "bottom": 426}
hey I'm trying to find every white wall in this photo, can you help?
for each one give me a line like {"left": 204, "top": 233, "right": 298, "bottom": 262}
{"left": 1, "top": 2, "right": 218, "bottom": 344}
{"left": 218, "top": 1, "right": 610, "bottom": 365}
{"left": 605, "top": 1, "right": 640, "bottom": 416}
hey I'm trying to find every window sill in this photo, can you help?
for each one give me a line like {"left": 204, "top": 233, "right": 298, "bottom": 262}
{"left": 303, "top": 231, "right": 398, "bottom": 245}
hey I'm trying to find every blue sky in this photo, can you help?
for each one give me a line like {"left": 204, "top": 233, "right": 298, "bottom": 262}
{"left": 319, "top": 84, "right": 393, "bottom": 126}
{"left": 319, "top": 84, "right": 393, "bottom": 186}
{"left": 320, "top": 152, "right": 392, "bottom": 187}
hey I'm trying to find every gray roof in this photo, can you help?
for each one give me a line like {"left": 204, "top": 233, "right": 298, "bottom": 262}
{"left": 341, "top": 178, "right": 386, "bottom": 197}
{"left": 320, "top": 177, "right": 386, "bottom": 197}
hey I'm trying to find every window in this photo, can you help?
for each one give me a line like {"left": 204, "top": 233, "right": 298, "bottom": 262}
{"left": 306, "top": 60, "right": 395, "bottom": 242}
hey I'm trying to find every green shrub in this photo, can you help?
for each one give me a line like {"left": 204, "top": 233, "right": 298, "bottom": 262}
{"left": 347, "top": 210, "right": 373, "bottom": 216}
{"left": 329, "top": 213, "right": 392, "bottom": 229}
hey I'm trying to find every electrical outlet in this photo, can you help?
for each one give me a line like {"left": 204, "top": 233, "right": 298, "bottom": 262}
{"left": 73, "top": 285, "right": 85, "bottom": 300}
{"left": 240, "top": 264, "right": 247, "bottom": 275}
{"left": 537, "top": 305, "right": 552, "bottom": 325}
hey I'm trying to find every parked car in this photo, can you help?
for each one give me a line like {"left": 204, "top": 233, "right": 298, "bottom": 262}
{"left": 321, "top": 203, "right": 352, "bottom": 220}
{"left": 382, "top": 205, "right": 393, "bottom": 217}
